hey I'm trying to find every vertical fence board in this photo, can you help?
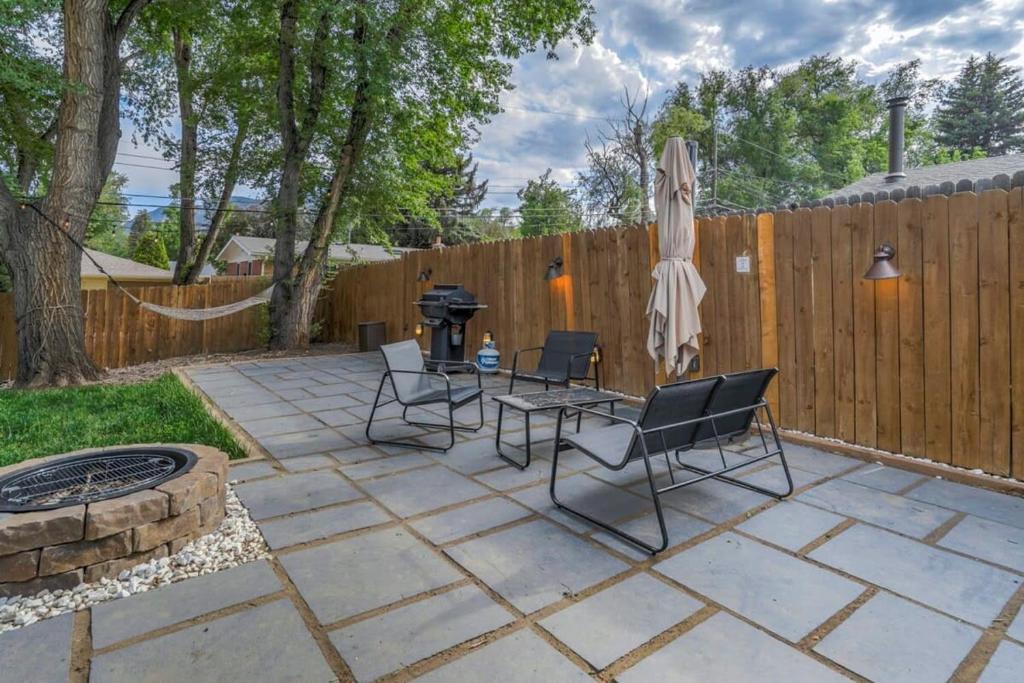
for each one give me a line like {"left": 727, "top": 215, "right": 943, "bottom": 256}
{"left": 1010, "top": 187, "right": 1024, "bottom": 480}
{"left": 978, "top": 189, "right": 1011, "bottom": 475}
{"left": 811, "top": 207, "right": 835, "bottom": 437}
{"left": 922, "top": 195, "right": 952, "bottom": 463}
{"left": 831, "top": 205, "right": 856, "bottom": 443}
{"left": 949, "top": 192, "right": 981, "bottom": 469}
{"left": 874, "top": 200, "right": 901, "bottom": 453}
{"left": 852, "top": 202, "right": 877, "bottom": 448}
{"left": 756, "top": 213, "right": 779, "bottom": 417}
{"left": 897, "top": 198, "right": 926, "bottom": 457}
{"left": 774, "top": 211, "right": 797, "bottom": 427}
{"left": 792, "top": 209, "right": 816, "bottom": 433}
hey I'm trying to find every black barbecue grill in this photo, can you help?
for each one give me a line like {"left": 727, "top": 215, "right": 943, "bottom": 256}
{"left": 414, "top": 284, "right": 486, "bottom": 364}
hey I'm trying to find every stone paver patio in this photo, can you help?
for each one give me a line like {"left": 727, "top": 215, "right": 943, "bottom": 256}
{"left": 3, "top": 351, "right": 1024, "bottom": 682}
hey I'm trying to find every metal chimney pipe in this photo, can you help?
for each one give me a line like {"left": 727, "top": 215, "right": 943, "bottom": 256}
{"left": 886, "top": 96, "right": 910, "bottom": 182}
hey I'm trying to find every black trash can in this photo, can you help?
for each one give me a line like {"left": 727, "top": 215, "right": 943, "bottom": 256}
{"left": 358, "top": 321, "right": 386, "bottom": 352}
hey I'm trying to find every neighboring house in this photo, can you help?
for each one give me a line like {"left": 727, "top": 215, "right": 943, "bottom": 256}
{"left": 214, "top": 235, "right": 416, "bottom": 276}
{"left": 81, "top": 249, "right": 174, "bottom": 290}
{"left": 168, "top": 261, "right": 217, "bottom": 280}
{"left": 827, "top": 97, "right": 1024, "bottom": 201}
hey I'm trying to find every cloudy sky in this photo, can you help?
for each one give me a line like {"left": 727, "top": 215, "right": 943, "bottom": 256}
{"left": 117, "top": 0, "right": 1024, "bottom": 214}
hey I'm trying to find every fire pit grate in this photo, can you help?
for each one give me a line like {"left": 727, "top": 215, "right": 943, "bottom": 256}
{"left": 0, "top": 447, "right": 196, "bottom": 512}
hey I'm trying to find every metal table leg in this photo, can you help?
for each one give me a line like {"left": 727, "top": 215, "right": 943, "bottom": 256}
{"left": 495, "top": 405, "right": 532, "bottom": 470}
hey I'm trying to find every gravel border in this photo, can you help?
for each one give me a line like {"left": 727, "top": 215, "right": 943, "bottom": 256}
{"left": 0, "top": 485, "right": 270, "bottom": 633}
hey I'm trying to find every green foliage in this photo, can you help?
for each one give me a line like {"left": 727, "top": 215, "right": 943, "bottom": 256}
{"left": 132, "top": 230, "right": 170, "bottom": 270}
{"left": 517, "top": 169, "right": 582, "bottom": 236}
{"left": 83, "top": 173, "right": 131, "bottom": 257}
{"left": 0, "top": 373, "right": 245, "bottom": 467}
{"left": 935, "top": 53, "right": 1024, "bottom": 156}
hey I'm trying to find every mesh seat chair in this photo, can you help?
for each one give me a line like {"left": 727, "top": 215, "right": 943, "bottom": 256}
{"left": 508, "top": 331, "right": 601, "bottom": 394}
{"left": 550, "top": 369, "right": 791, "bottom": 554}
{"left": 365, "top": 340, "right": 484, "bottom": 452}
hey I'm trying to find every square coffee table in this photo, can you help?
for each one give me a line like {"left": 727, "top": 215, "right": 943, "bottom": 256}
{"left": 493, "top": 388, "right": 623, "bottom": 469}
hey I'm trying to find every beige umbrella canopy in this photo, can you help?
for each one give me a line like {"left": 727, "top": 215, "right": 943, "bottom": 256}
{"left": 646, "top": 137, "right": 706, "bottom": 376}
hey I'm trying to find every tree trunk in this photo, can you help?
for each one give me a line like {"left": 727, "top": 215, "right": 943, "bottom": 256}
{"left": 4, "top": 207, "right": 98, "bottom": 386}
{"left": 172, "top": 27, "right": 198, "bottom": 283}
{"left": 0, "top": 0, "right": 149, "bottom": 386}
{"left": 182, "top": 120, "right": 248, "bottom": 285}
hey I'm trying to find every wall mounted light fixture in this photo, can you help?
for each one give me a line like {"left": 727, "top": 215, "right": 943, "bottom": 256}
{"left": 863, "top": 242, "right": 899, "bottom": 280}
{"left": 544, "top": 256, "right": 564, "bottom": 281}
{"left": 416, "top": 268, "right": 432, "bottom": 282}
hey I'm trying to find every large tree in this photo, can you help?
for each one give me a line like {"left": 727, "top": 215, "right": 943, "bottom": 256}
{"left": 935, "top": 53, "right": 1024, "bottom": 157}
{"left": 268, "top": 0, "right": 596, "bottom": 349}
{"left": 517, "top": 169, "right": 582, "bottom": 236}
{"left": 0, "top": 0, "right": 151, "bottom": 386}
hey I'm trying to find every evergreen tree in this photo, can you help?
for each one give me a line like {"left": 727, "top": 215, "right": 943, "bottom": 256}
{"left": 127, "top": 211, "right": 154, "bottom": 254}
{"left": 935, "top": 53, "right": 1024, "bottom": 156}
{"left": 132, "top": 231, "right": 170, "bottom": 270}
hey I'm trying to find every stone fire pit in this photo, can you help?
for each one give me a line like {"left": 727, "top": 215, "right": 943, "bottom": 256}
{"left": 0, "top": 445, "right": 228, "bottom": 598}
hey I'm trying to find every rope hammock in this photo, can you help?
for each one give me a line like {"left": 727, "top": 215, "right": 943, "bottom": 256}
{"left": 24, "top": 201, "right": 276, "bottom": 321}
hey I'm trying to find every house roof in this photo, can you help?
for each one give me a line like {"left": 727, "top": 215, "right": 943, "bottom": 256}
{"left": 215, "top": 235, "right": 415, "bottom": 263}
{"left": 827, "top": 154, "right": 1024, "bottom": 198}
{"left": 82, "top": 249, "right": 173, "bottom": 281}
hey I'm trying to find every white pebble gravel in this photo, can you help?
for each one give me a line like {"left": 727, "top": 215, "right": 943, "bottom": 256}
{"left": 0, "top": 485, "right": 269, "bottom": 634}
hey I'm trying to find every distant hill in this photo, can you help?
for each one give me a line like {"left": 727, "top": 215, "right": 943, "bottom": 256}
{"left": 126, "top": 196, "right": 262, "bottom": 231}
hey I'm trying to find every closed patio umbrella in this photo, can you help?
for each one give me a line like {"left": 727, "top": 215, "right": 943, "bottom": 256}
{"left": 646, "top": 137, "right": 706, "bottom": 376}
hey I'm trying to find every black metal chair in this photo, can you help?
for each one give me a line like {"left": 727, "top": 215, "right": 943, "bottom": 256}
{"left": 508, "top": 330, "right": 600, "bottom": 394}
{"left": 550, "top": 369, "right": 792, "bottom": 554}
{"left": 365, "top": 340, "right": 484, "bottom": 453}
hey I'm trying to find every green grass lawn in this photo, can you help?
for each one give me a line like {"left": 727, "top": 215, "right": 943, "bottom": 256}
{"left": 0, "top": 373, "right": 246, "bottom": 468}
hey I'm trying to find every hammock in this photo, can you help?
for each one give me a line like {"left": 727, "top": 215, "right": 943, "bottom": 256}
{"left": 131, "top": 286, "right": 275, "bottom": 321}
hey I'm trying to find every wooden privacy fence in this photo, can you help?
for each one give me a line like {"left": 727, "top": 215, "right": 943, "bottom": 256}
{"left": 320, "top": 187, "right": 1024, "bottom": 480}
{"left": 0, "top": 277, "right": 269, "bottom": 379}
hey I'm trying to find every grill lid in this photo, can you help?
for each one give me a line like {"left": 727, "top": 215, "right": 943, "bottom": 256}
{"left": 0, "top": 447, "right": 197, "bottom": 512}
{"left": 414, "top": 284, "right": 486, "bottom": 320}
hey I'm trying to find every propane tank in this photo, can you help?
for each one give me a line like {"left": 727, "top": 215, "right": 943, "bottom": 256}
{"left": 476, "top": 331, "right": 500, "bottom": 373}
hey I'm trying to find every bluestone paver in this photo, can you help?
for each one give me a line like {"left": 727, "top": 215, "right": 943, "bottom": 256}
{"left": 414, "top": 629, "right": 591, "bottom": 682}
{"left": 445, "top": 519, "right": 628, "bottom": 614}
{"left": 815, "top": 591, "right": 980, "bottom": 682}
{"left": 810, "top": 524, "right": 1022, "bottom": 626}
{"left": 239, "top": 414, "right": 325, "bottom": 438}
{"left": 617, "top": 612, "right": 849, "bottom": 683}
{"left": 538, "top": 574, "right": 703, "bottom": 669}
{"left": 233, "top": 471, "right": 362, "bottom": 520}
{"left": 328, "top": 446, "right": 384, "bottom": 464}
{"left": 340, "top": 453, "right": 433, "bottom": 480}
{"left": 841, "top": 463, "right": 925, "bottom": 494}
{"left": 737, "top": 500, "right": 846, "bottom": 551}
{"left": 90, "top": 600, "right": 333, "bottom": 683}
{"left": 330, "top": 585, "right": 514, "bottom": 681}
{"left": 312, "top": 408, "right": 364, "bottom": 427}
{"left": 656, "top": 532, "right": 864, "bottom": 642}
{"left": 508, "top": 482, "right": 593, "bottom": 533}
{"left": 1008, "top": 608, "right": 1024, "bottom": 642}
{"left": 281, "top": 528, "right": 463, "bottom": 624}
{"left": 738, "top": 461, "right": 824, "bottom": 490}
{"left": 639, "top": 475, "right": 770, "bottom": 523}
{"left": 747, "top": 443, "right": 859, "bottom": 476}
{"left": 938, "top": 514, "right": 1024, "bottom": 572}
{"left": 293, "top": 394, "right": 361, "bottom": 412}
{"left": 797, "top": 478, "right": 956, "bottom": 538}
{"left": 590, "top": 507, "right": 712, "bottom": 561}
{"left": 434, "top": 439, "right": 506, "bottom": 475}
{"left": 227, "top": 460, "right": 278, "bottom": 482}
{"left": 0, "top": 612, "right": 73, "bottom": 682}
{"left": 260, "top": 428, "right": 354, "bottom": 458}
{"left": 279, "top": 453, "right": 338, "bottom": 472}
{"left": 473, "top": 462, "right": 550, "bottom": 489}
{"left": 979, "top": 640, "right": 1024, "bottom": 683}
{"left": 409, "top": 498, "right": 532, "bottom": 544}
{"left": 90, "top": 560, "right": 283, "bottom": 649}
{"left": 675, "top": 446, "right": 752, "bottom": 470}
{"left": 550, "top": 473, "right": 651, "bottom": 523}
{"left": 224, "top": 400, "right": 301, "bottom": 422}
{"left": 906, "top": 479, "right": 1024, "bottom": 529}
{"left": 361, "top": 466, "right": 490, "bottom": 518}
{"left": 257, "top": 500, "right": 391, "bottom": 550}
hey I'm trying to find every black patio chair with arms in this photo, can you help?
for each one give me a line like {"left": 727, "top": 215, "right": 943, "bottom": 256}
{"left": 550, "top": 369, "right": 791, "bottom": 554}
{"left": 365, "top": 340, "right": 484, "bottom": 453}
{"left": 508, "top": 330, "right": 601, "bottom": 394}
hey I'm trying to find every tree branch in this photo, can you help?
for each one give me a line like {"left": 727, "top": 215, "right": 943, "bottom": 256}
{"left": 114, "top": 0, "right": 152, "bottom": 46}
